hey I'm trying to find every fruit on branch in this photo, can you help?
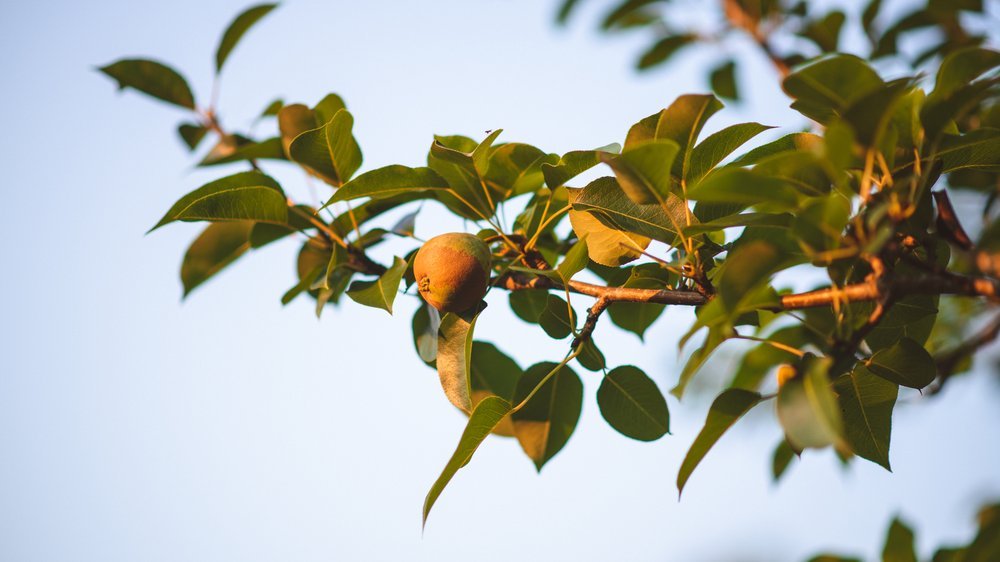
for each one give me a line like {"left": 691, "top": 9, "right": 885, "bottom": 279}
{"left": 414, "top": 233, "right": 492, "bottom": 313}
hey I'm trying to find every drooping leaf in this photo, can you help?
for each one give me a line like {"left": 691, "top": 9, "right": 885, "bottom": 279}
{"left": 437, "top": 306, "right": 484, "bottom": 413}
{"left": 180, "top": 221, "right": 254, "bottom": 296}
{"left": 512, "top": 362, "right": 584, "bottom": 471}
{"left": 777, "top": 356, "right": 844, "bottom": 450}
{"left": 346, "top": 256, "right": 407, "bottom": 314}
{"left": 412, "top": 302, "right": 440, "bottom": 366}
{"left": 215, "top": 3, "right": 279, "bottom": 73}
{"left": 672, "top": 325, "right": 729, "bottom": 399}
{"left": 98, "top": 58, "right": 196, "bottom": 109}
{"left": 866, "top": 338, "right": 936, "bottom": 389}
{"left": 677, "top": 388, "right": 762, "bottom": 495}
{"left": 597, "top": 365, "right": 670, "bottom": 441}
{"left": 834, "top": 364, "right": 898, "bottom": 470}
{"left": 470, "top": 342, "right": 522, "bottom": 437}
{"left": 150, "top": 171, "right": 287, "bottom": 232}
{"left": 423, "top": 396, "right": 512, "bottom": 527}
{"left": 556, "top": 238, "right": 590, "bottom": 280}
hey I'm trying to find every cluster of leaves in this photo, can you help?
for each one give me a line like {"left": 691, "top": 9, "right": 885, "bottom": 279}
{"left": 101, "top": 2, "right": 1000, "bottom": 532}
{"left": 808, "top": 502, "right": 1000, "bottom": 562}
{"left": 557, "top": 0, "right": 994, "bottom": 103}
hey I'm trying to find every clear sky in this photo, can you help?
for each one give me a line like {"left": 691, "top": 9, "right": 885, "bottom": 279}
{"left": 1, "top": 1, "right": 999, "bottom": 561}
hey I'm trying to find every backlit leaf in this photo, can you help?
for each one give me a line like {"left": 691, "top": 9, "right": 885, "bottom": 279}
{"left": 423, "top": 396, "right": 512, "bottom": 527}
{"left": 150, "top": 171, "right": 287, "bottom": 232}
{"left": 512, "top": 362, "right": 584, "bottom": 471}
{"left": 677, "top": 388, "right": 762, "bottom": 494}
{"left": 180, "top": 221, "right": 254, "bottom": 296}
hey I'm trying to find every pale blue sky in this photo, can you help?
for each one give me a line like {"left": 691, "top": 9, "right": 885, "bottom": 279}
{"left": 1, "top": 1, "right": 999, "bottom": 561}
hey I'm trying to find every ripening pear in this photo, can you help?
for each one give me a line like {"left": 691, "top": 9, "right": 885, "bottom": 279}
{"left": 414, "top": 232, "right": 492, "bottom": 313}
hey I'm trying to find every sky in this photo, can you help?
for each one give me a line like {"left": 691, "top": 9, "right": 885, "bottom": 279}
{"left": 1, "top": 1, "right": 999, "bottom": 561}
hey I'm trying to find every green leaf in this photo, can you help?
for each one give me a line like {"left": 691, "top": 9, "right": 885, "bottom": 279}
{"left": 509, "top": 289, "right": 549, "bottom": 324}
{"left": 928, "top": 47, "right": 1000, "bottom": 107}
{"left": 277, "top": 104, "right": 317, "bottom": 155}
{"left": 541, "top": 146, "right": 620, "bottom": 188}
{"left": 677, "top": 388, "right": 762, "bottom": 495}
{"left": 717, "top": 239, "right": 785, "bottom": 313}
{"left": 484, "top": 143, "right": 550, "bottom": 198}
{"left": 437, "top": 306, "right": 483, "bottom": 413}
{"left": 328, "top": 165, "right": 449, "bottom": 205}
{"left": 727, "top": 133, "right": 823, "bottom": 167}
{"left": 567, "top": 185, "right": 650, "bottom": 267}
{"left": 180, "top": 221, "right": 254, "bottom": 297}
{"left": 607, "top": 264, "right": 672, "bottom": 339}
{"left": 687, "top": 168, "right": 801, "bottom": 210}
{"left": 178, "top": 123, "right": 208, "bottom": 151}
{"left": 637, "top": 34, "right": 695, "bottom": 70}
{"left": 470, "top": 342, "right": 522, "bottom": 403}
{"left": 346, "top": 256, "right": 407, "bottom": 314}
{"left": 427, "top": 131, "right": 502, "bottom": 219}
{"left": 866, "top": 338, "right": 936, "bottom": 389}
{"left": 215, "top": 3, "right": 278, "bottom": 73}
{"left": 289, "top": 109, "right": 362, "bottom": 186}
{"left": 866, "top": 295, "right": 938, "bottom": 351}
{"left": 777, "top": 356, "right": 844, "bottom": 450}
{"left": 682, "top": 212, "right": 792, "bottom": 236}
{"left": 799, "top": 11, "right": 846, "bottom": 53}
{"left": 939, "top": 129, "right": 1000, "bottom": 174}
{"left": 603, "top": 139, "right": 680, "bottom": 204}
{"left": 150, "top": 171, "right": 287, "bottom": 232}
{"left": 512, "top": 362, "right": 584, "bottom": 471}
{"left": 710, "top": 60, "right": 739, "bottom": 101}
{"left": 423, "top": 396, "right": 512, "bottom": 527}
{"left": 782, "top": 54, "right": 884, "bottom": 123}
{"left": 98, "top": 58, "right": 195, "bottom": 109}
{"left": 882, "top": 517, "right": 918, "bottom": 562}
{"left": 834, "top": 365, "right": 898, "bottom": 470}
{"left": 731, "top": 326, "right": 808, "bottom": 390}
{"left": 412, "top": 303, "right": 440, "bottom": 366}
{"left": 597, "top": 365, "right": 669, "bottom": 441}
{"left": 570, "top": 177, "right": 689, "bottom": 244}
{"left": 655, "top": 94, "right": 724, "bottom": 180}
{"left": 672, "top": 325, "right": 729, "bottom": 399}
{"left": 772, "top": 439, "right": 796, "bottom": 482}
{"left": 793, "top": 195, "right": 851, "bottom": 259}
{"left": 539, "top": 294, "right": 577, "bottom": 339}
{"left": 688, "top": 122, "right": 773, "bottom": 185}
{"left": 259, "top": 98, "right": 283, "bottom": 118}
{"left": 557, "top": 238, "right": 589, "bottom": 280}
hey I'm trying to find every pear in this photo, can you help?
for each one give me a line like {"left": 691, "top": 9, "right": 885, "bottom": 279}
{"left": 414, "top": 233, "right": 492, "bottom": 313}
